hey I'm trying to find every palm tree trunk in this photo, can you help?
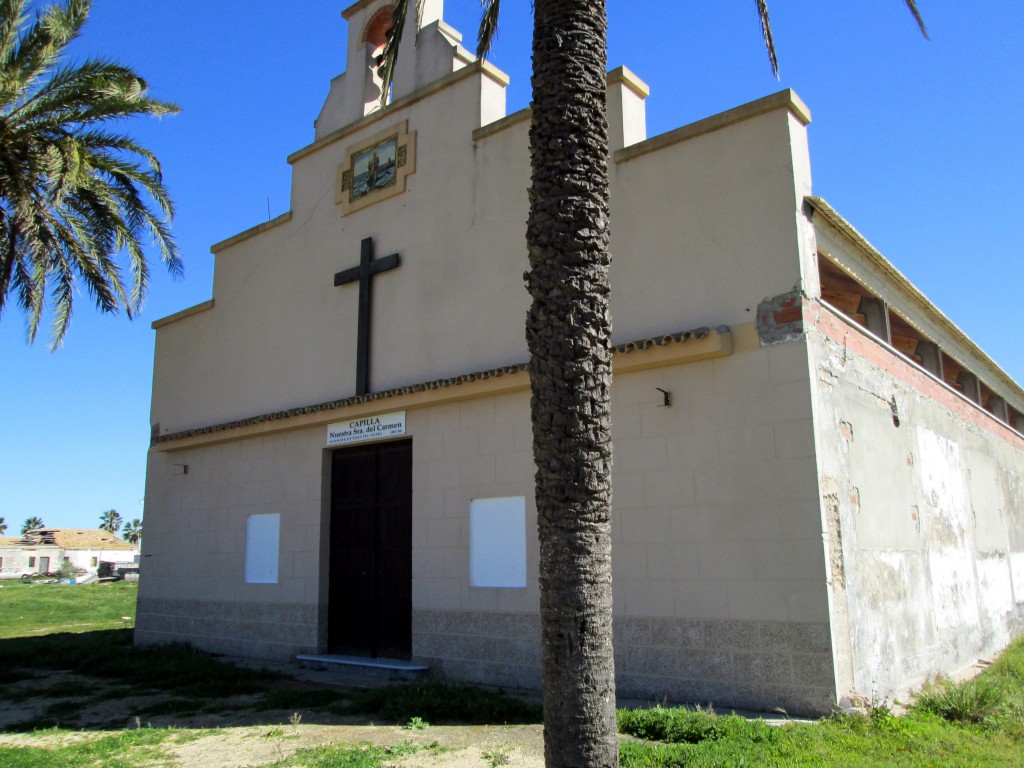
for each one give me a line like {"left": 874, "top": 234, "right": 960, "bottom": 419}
{"left": 526, "top": 2, "right": 617, "bottom": 766}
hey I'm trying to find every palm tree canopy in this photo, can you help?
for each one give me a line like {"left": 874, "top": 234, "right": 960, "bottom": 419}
{"left": 122, "top": 517, "right": 142, "bottom": 544}
{"left": 21, "top": 516, "right": 44, "bottom": 534}
{"left": 0, "top": 0, "right": 181, "bottom": 348}
{"left": 98, "top": 508, "right": 122, "bottom": 533}
{"left": 0, "top": 516, "right": 7, "bottom": 535}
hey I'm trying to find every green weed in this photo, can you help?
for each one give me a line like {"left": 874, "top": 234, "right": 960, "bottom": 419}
{"left": 616, "top": 639, "right": 1024, "bottom": 768}
{"left": 913, "top": 677, "right": 1004, "bottom": 725}
{"left": 283, "top": 743, "right": 389, "bottom": 768}
{"left": 342, "top": 682, "right": 541, "bottom": 724}
{"left": 383, "top": 739, "right": 445, "bottom": 757}
{"left": 0, "top": 727, "right": 177, "bottom": 768}
{"left": 482, "top": 745, "right": 513, "bottom": 767}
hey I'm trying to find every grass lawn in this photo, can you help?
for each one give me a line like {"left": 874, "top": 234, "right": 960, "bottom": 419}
{"left": 0, "top": 580, "right": 137, "bottom": 639}
{"left": 0, "top": 579, "right": 1022, "bottom": 766}
{"left": 616, "top": 637, "right": 1024, "bottom": 767}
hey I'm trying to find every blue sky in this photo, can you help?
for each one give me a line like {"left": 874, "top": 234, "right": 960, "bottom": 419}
{"left": 2, "top": 1, "right": 1022, "bottom": 534}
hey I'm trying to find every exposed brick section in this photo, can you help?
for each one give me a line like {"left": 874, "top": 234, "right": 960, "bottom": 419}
{"left": 758, "top": 290, "right": 806, "bottom": 346}
{"left": 811, "top": 301, "right": 1024, "bottom": 451}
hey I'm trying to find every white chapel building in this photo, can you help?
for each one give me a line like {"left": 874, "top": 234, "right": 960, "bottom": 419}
{"left": 136, "top": 0, "right": 1024, "bottom": 715}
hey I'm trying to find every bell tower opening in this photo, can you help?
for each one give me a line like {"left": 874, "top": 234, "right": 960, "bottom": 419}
{"left": 360, "top": 4, "right": 395, "bottom": 110}
{"left": 362, "top": 4, "right": 395, "bottom": 51}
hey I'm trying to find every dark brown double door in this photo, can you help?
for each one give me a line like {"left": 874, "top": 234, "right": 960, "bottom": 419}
{"left": 328, "top": 439, "right": 412, "bottom": 658}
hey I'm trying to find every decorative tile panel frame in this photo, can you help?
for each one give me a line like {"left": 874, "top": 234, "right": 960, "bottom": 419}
{"left": 335, "top": 120, "right": 416, "bottom": 216}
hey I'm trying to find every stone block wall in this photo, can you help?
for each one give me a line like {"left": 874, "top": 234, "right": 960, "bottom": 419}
{"left": 414, "top": 610, "right": 836, "bottom": 716}
{"left": 135, "top": 597, "right": 319, "bottom": 660}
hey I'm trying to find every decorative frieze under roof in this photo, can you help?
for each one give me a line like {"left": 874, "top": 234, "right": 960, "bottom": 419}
{"left": 153, "top": 326, "right": 729, "bottom": 446}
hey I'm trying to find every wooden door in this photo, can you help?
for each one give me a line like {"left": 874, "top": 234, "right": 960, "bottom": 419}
{"left": 328, "top": 439, "right": 412, "bottom": 658}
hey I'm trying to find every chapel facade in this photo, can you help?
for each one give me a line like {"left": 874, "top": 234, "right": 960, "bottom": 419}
{"left": 136, "top": 0, "right": 1024, "bottom": 715}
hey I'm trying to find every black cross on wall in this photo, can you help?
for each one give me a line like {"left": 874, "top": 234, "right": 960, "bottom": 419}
{"left": 334, "top": 237, "right": 400, "bottom": 396}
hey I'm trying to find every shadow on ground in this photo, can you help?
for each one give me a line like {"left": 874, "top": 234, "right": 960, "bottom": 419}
{"left": 0, "top": 629, "right": 541, "bottom": 732}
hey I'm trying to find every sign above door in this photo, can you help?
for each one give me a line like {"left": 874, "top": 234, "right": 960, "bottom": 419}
{"left": 326, "top": 411, "right": 406, "bottom": 446}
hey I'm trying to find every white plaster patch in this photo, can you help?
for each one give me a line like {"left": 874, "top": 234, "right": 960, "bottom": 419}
{"left": 1011, "top": 552, "right": 1024, "bottom": 604}
{"left": 848, "top": 550, "right": 932, "bottom": 694}
{"left": 976, "top": 556, "right": 1013, "bottom": 648}
{"left": 916, "top": 427, "right": 979, "bottom": 631}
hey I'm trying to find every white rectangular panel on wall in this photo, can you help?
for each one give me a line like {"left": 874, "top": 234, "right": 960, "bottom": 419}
{"left": 245, "top": 513, "right": 280, "bottom": 584}
{"left": 470, "top": 496, "right": 527, "bottom": 588}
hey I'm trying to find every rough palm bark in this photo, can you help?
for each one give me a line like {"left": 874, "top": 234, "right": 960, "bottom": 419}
{"left": 526, "top": 2, "right": 617, "bottom": 766}
{"left": 377, "top": 3, "right": 928, "bottom": 766}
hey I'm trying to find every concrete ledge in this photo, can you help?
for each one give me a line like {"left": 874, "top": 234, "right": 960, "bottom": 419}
{"left": 211, "top": 212, "right": 292, "bottom": 254}
{"left": 288, "top": 59, "right": 510, "bottom": 165}
{"left": 615, "top": 89, "right": 811, "bottom": 165}
{"left": 151, "top": 300, "right": 215, "bottom": 330}
{"left": 297, "top": 654, "right": 428, "bottom": 671}
{"left": 297, "top": 654, "right": 429, "bottom": 681}
{"left": 607, "top": 65, "right": 649, "bottom": 99}
{"left": 473, "top": 107, "right": 530, "bottom": 142}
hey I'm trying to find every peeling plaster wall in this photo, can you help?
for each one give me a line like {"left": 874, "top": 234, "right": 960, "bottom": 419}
{"left": 808, "top": 303, "right": 1024, "bottom": 703}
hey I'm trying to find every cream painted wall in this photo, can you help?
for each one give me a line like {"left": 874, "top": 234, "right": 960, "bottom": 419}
{"left": 610, "top": 108, "right": 812, "bottom": 343}
{"left": 149, "top": 11, "right": 813, "bottom": 436}
{"left": 142, "top": 336, "right": 827, "bottom": 631}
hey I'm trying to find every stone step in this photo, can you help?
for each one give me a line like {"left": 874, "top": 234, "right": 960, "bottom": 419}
{"left": 295, "top": 653, "right": 430, "bottom": 684}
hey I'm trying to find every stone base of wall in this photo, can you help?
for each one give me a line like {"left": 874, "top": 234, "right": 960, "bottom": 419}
{"left": 413, "top": 610, "right": 837, "bottom": 716}
{"left": 135, "top": 597, "right": 319, "bottom": 661}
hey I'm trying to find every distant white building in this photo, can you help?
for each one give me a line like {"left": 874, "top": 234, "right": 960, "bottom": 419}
{"left": 0, "top": 528, "right": 138, "bottom": 575}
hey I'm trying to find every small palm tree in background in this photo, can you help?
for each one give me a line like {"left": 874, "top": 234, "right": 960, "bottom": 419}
{"left": 21, "top": 516, "right": 44, "bottom": 534}
{"left": 121, "top": 518, "right": 142, "bottom": 545}
{"left": 0, "top": 516, "right": 7, "bottom": 535}
{"left": 98, "top": 508, "right": 122, "bottom": 534}
{"left": 0, "top": 0, "right": 182, "bottom": 348}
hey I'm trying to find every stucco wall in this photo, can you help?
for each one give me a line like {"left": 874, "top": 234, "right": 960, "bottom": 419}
{"left": 139, "top": 329, "right": 835, "bottom": 713}
{"left": 808, "top": 302, "right": 1024, "bottom": 704}
{"left": 142, "top": 5, "right": 832, "bottom": 712}
{"left": 150, "top": 75, "right": 813, "bottom": 437}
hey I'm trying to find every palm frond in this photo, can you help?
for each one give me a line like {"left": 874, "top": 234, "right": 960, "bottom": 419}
{"left": 2, "top": 0, "right": 88, "bottom": 107}
{"left": 477, "top": 0, "right": 501, "bottom": 60}
{"left": 0, "top": 0, "right": 180, "bottom": 347}
{"left": 904, "top": 0, "right": 929, "bottom": 39}
{"left": 754, "top": 0, "right": 779, "bottom": 78}
{"left": 0, "top": 0, "right": 29, "bottom": 69}
{"left": 376, "top": 0, "right": 408, "bottom": 109}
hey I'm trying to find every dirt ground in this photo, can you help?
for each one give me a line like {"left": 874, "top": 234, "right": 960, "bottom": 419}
{"left": 0, "top": 721, "right": 546, "bottom": 768}
{"left": 0, "top": 667, "right": 547, "bottom": 767}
